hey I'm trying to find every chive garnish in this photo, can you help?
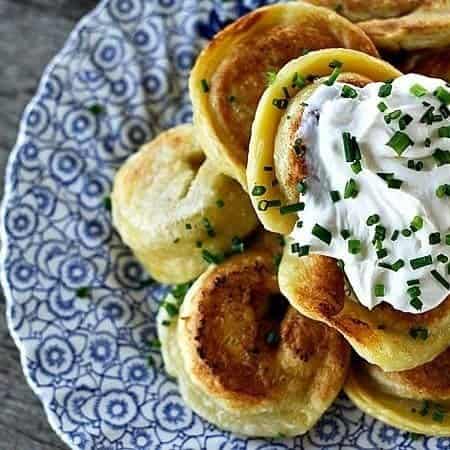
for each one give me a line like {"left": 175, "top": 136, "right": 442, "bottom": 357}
{"left": 185, "top": 223, "right": 192, "bottom": 230}
{"left": 386, "top": 131, "right": 414, "bottom": 155}
{"left": 410, "top": 84, "right": 427, "bottom": 97}
{"left": 342, "top": 132, "right": 354, "bottom": 162}
{"left": 351, "top": 161, "right": 362, "bottom": 174}
{"left": 366, "top": 214, "right": 380, "bottom": 226}
{"left": 312, "top": 223, "right": 332, "bottom": 245}
{"left": 377, "top": 172, "right": 394, "bottom": 181}
{"left": 399, "top": 114, "right": 413, "bottom": 130}
{"left": 447, "top": 234, "right": 450, "bottom": 245}
{"left": 434, "top": 86, "right": 450, "bottom": 104}
{"left": 424, "top": 137, "right": 431, "bottom": 147}
{"left": 292, "top": 72, "right": 306, "bottom": 89}
{"left": 324, "top": 63, "right": 342, "bottom": 86}
{"left": 431, "top": 270, "right": 450, "bottom": 290}
{"left": 407, "top": 160, "right": 415, "bottom": 169}
{"left": 415, "top": 161, "right": 424, "bottom": 171}
{"left": 374, "top": 284, "right": 385, "bottom": 297}
{"left": 407, "top": 279, "right": 420, "bottom": 286}
{"left": 378, "top": 83, "right": 392, "bottom": 97}
{"left": 251, "top": 185, "right": 266, "bottom": 196}
{"left": 407, "top": 286, "right": 421, "bottom": 298}
{"left": 341, "top": 85, "right": 357, "bottom": 98}
{"left": 341, "top": 229, "right": 350, "bottom": 240}
{"left": 410, "top": 255, "right": 433, "bottom": 270}
{"left": 377, "top": 102, "right": 387, "bottom": 112}
{"left": 429, "top": 232, "right": 441, "bottom": 245}
{"left": 437, "top": 254, "right": 449, "bottom": 263}
{"left": 384, "top": 109, "right": 401, "bottom": 123}
{"left": 202, "top": 218, "right": 216, "bottom": 237}
{"left": 265, "top": 330, "right": 280, "bottom": 346}
{"left": 296, "top": 181, "right": 307, "bottom": 194}
{"left": 280, "top": 202, "right": 305, "bottom": 215}
{"left": 388, "top": 178, "right": 403, "bottom": 189}
{"left": 438, "top": 126, "right": 450, "bottom": 138}
{"left": 330, "top": 190, "right": 341, "bottom": 203}
{"left": 201, "top": 79, "right": 209, "bottom": 93}
{"left": 272, "top": 98, "right": 289, "bottom": 109}
{"left": 202, "top": 249, "right": 224, "bottom": 265}
{"left": 377, "top": 248, "right": 388, "bottom": 259}
{"left": 264, "top": 165, "right": 273, "bottom": 171}
{"left": 409, "top": 326, "right": 428, "bottom": 339}
{"left": 164, "top": 302, "right": 179, "bottom": 317}
{"left": 258, "top": 199, "right": 282, "bottom": 211}
{"left": 391, "top": 230, "right": 400, "bottom": 241}
{"left": 231, "top": 236, "right": 244, "bottom": 254}
{"left": 344, "top": 178, "right": 359, "bottom": 199}
{"left": 436, "top": 184, "right": 449, "bottom": 198}
{"left": 410, "top": 216, "right": 423, "bottom": 232}
{"left": 216, "top": 199, "right": 224, "bottom": 208}
{"left": 410, "top": 297, "right": 423, "bottom": 310}
{"left": 266, "top": 70, "right": 277, "bottom": 86}
{"left": 298, "top": 245, "right": 310, "bottom": 257}
{"left": 433, "top": 149, "right": 450, "bottom": 166}
{"left": 392, "top": 259, "right": 405, "bottom": 271}
{"left": 348, "top": 239, "right": 361, "bottom": 254}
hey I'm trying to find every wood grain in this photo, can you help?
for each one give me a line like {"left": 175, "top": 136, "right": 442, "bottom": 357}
{"left": 0, "top": 1, "right": 97, "bottom": 448}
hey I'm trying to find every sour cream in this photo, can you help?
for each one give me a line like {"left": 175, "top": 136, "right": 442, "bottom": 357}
{"left": 291, "top": 74, "right": 449, "bottom": 313}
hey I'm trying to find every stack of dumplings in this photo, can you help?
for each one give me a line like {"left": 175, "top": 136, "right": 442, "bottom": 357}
{"left": 112, "top": 1, "right": 450, "bottom": 438}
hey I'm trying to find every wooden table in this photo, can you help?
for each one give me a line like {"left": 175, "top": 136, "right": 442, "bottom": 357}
{"left": 0, "top": 2, "right": 97, "bottom": 448}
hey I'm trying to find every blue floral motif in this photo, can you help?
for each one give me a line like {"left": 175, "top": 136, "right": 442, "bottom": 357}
{"left": 1, "top": 0, "right": 447, "bottom": 449}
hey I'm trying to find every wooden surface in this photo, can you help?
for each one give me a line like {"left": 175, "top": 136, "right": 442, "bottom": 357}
{"left": 0, "top": 2, "right": 98, "bottom": 448}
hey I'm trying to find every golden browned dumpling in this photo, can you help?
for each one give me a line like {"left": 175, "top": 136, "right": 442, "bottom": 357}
{"left": 307, "top": 0, "right": 450, "bottom": 51}
{"left": 398, "top": 48, "right": 450, "bottom": 81}
{"left": 190, "top": 2, "right": 378, "bottom": 188}
{"left": 279, "top": 249, "right": 450, "bottom": 372}
{"left": 247, "top": 48, "right": 400, "bottom": 234}
{"left": 345, "top": 350, "right": 450, "bottom": 435}
{"left": 112, "top": 124, "right": 258, "bottom": 284}
{"left": 158, "top": 234, "right": 350, "bottom": 437}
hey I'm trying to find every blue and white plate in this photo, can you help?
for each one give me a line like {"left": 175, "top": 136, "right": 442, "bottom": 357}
{"left": 1, "top": 1, "right": 446, "bottom": 449}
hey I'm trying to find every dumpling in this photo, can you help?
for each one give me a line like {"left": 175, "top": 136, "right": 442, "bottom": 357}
{"left": 158, "top": 233, "right": 350, "bottom": 437}
{"left": 305, "top": 0, "right": 450, "bottom": 51}
{"left": 189, "top": 2, "right": 378, "bottom": 188}
{"left": 398, "top": 48, "right": 450, "bottom": 81}
{"left": 279, "top": 248, "right": 450, "bottom": 372}
{"left": 247, "top": 48, "right": 400, "bottom": 234}
{"left": 112, "top": 124, "right": 258, "bottom": 284}
{"left": 345, "top": 349, "right": 450, "bottom": 435}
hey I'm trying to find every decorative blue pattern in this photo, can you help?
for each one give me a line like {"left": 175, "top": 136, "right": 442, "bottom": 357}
{"left": 0, "top": 0, "right": 444, "bottom": 449}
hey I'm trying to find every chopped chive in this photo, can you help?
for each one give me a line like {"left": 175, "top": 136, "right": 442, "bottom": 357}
{"left": 433, "top": 149, "right": 450, "bottom": 166}
{"left": 329, "top": 60, "right": 343, "bottom": 68}
{"left": 296, "top": 220, "right": 303, "bottom": 228}
{"left": 378, "top": 83, "right": 392, "bottom": 98}
{"left": 424, "top": 137, "right": 432, "bottom": 147}
{"left": 386, "top": 131, "right": 414, "bottom": 156}
{"left": 410, "top": 84, "right": 427, "bottom": 97}
{"left": 201, "top": 79, "right": 209, "bottom": 93}
{"left": 377, "top": 172, "right": 394, "bottom": 181}
{"left": 273, "top": 253, "right": 282, "bottom": 270}
{"left": 312, "top": 223, "right": 332, "bottom": 245}
{"left": 196, "top": 240, "right": 202, "bottom": 248}
{"left": 391, "top": 229, "right": 400, "bottom": 241}
{"left": 377, "top": 248, "right": 388, "bottom": 259}
{"left": 258, "top": 199, "right": 282, "bottom": 211}
{"left": 438, "top": 126, "right": 450, "bottom": 138}
{"left": 434, "top": 86, "right": 450, "bottom": 104}
{"left": 280, "top": 202, "right": 305, "bottom": 215}
{"left": 407, "top": 279, "right": 420, "bottom": 286}
{"left": 324, "top": 66, "right": 341, "bottom": 86}
{"left": 296, "top": 181, "right": 307, "bottom": 194}
{"left": 292, "top": 72, "right": 306, "bottom": 89}
{"left": 161, "top": 320, "right": 171, "bottom": 327}
{"left": 437, "top": 254, "right": 449, "bottom": 263}
{"left": 348, "top": 239, "right": 361, "bottom": 254}
{"left": 366, "top": 214, "right": 380, "bottom": 226}
{"left": 216, "top": 199, "right": 224, "bottom": 208}
{"left": 266, "top": 70, "right": 277, "bottom": 86}
{"left": 263, "top": 165, "right": 273, "bottom": 171}
{"left": 410, "top": 216, "right": 423, "bottom": 232}
{"left": 298, "top": 245, "right": 310, "bottom": 257}
{"left": 330, "top": 190, "right": 341, "bottom": 203}
{"left": 429, "top": 232, "right": 441, "bottom": 245}
{"left": 185, "top": 223, "right": 192, "bottom": 230}
{"left": 410, "top": 297, "right": 423, "bottom": 311}
{"left": 202, "top": 218, "right": 215, "bottom": 237}
{"left": 408, "top": 160, "right": 415, "bottom": 169}
{"left": 407, "top": 286, "right": 421, "bottom": 298}
{"left": 399, "top": 114, "right": 413, "bottom": 130}
{"left": 384, "top": 109, "right": 401, "bottom": 123}
{"left": 265, "top": 330, "right": 280, "bottom": 346}
{"left": 388, "top": 178, "right": 403, "bottom": 189}
{"left": 415, "top": 161, "right": 424, "bottom": 171}
{"left": 202, "top": 249, "right": 224, "bottom": 265}
{"left": 251, "top": 185, "right": 266, "bottom": 196}
{"left": 431, "top": 270, "right": 450, "bottom": 289}
{"left": 341, "top": 229, "right": 351, "bottom": 240}
{"left": 342, "top": 132, "right": 354, "bottom": 162}
{"left": 440, "top": 104, "right": 450, "bottom": 118}
{"left": 291, "top": 242, "right": 300, "bottom": 254}
{"left": 341, "top": 85, "right": 357, "bottom": 98}
{"left": 231, "top": 236, "right": 244, "bottom": 254}
{"left": 351, "top": 161, "right": 362, "bottom": 174}
{"left": 436, "top": 184, "right": 449, "bottom": 198}
{"left": 410, "top": 255, "right": 433, "bottom": 270}
{"left": 344, "top": 178, "right": 359, "bottom": 199}
{"left": 409, "top": 326, "right": 428, "bottom": 339}
{"left": 164, "top": 302, "right": 179, "bottom": 317}
{"left": 377, "top": 102, "right": 387, "bottom": 112}
{"left": 272, "top": 98, "right": 289, "bottom": 109}
{"left": 374, "top": 284, "right": 385, "bottom": 297}
{"left": 447, "top": 234, "right": 450, "bottom": 245}
{"left": 149, "top": 338, "right": 161, "bottom": 349}
{"left": 392, "top": 259, "right": 405, "bottom": 271}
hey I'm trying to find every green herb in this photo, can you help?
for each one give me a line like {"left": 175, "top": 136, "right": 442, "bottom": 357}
{"left": 374, "top": 284, "right": 385, "bottom": 297}
{"left": 447, "top": 234, "right": 450, "bottom": 245}
{"left": 272, "top": 98, "right": 289, "bottom": 109}
{"left": 377, "top": 248, "right": 388, "bottom": 259}
{"left": 344, "top": 178, "right": 359, "bottom": 199}
{"left": 201, "top": 79, "right": 209, "bottom": 93}
{"left": 76, "top": 287, "right": 90, "bottom": 298}
{"left": 341, "top": 229, "right": 350, "bottom": 240}
{"left": 377, "top": 172, "right": 394, "bottom": 181}
{"left": 437, "top": 254, "right": 449, "bottom": 263}
{"left": 415, "top": 161, "right": 424, "bottom": 171}
{"left": 202, "top": 217, "right": 216, "bottom": 237}
{"left": 391, "top": 230, "right": 400, "bottom": 241}
{"left": 407, "top": 279, "right": 420, "bottom": 286}
{"left": 330, "top": 190, "right": 341, "bottom": 203}
{"left": 436, "top": 184, "right": 450, "bottom": 198}
{"left": 312, "top": 223, "right": 332, "bottom": 245}
{"left": 341, "top": 85, "right": 357, "bottom": 98}
{"left": 231, "top": 236, "right": 244, "bottom": 254}
{"left": 431, "top": 270, "right": 450, "bottom": 289}
{"left": 410, "top": 216, "right": 423, "bottom": 232}
{"left": 324, "top": 63, "right": 342, "bottom": 86}
{"left": 433, "top": 149, "right": 450, "bottom": 166}
{"left": 402, "top": 228, "right": 412, "bottom": 237}
{"left": 410, "top": 255, "right": 433, "bottom": 270}
{"left": 258, "top": 199, "right": 282, "bottom": 211}
{"left": 252, "top": 185, "right": 266, "bottom": 196}
{"left": 164, "top": 302, "right": 179, "bottom": 317}
{"left": 348, "top": 239, "right": 361, "bottom": 254}
{"left": 161, "top": 320, "right": 171, "bottom": 327}
{"left": 265, "top": 330, "right": 280, "bottom": 346}
{"left": 216, "top": 199, "right": 224, "bottom": 208}
{"left": 377, "top": 102, "right": 387, "bottom": 112}
{"left": 434, "top": 86, "right": 450, "bottom": 104}
{"left": 292, "top": 72, "right": 306, "bottom": 89}
{"left": 399, "top": 114, "right": 413, "bottom": 130}
{"left": 384, "top": 109, "right": 401, "bottom": 123}
{"left": 298, "top": 245, "right": 310, "bottom": 257}
{"left": 149, "top": 338, "right": 161, "bottom": 349}
{"left": 202, "top": 249, "right": 224, "bottom": 265}
{"left": 296, "top": 181, "right": 307, "bottom": 194}
{"left": 429, "top": 232, "right": 441, "bottom": 245}
{"left": 280, "top": 202, "right": 305, "bottom": 215}
{"left": 438, "top": 126, "right": 450, "bottom": 138}
{"left": 388, "top": 178, "right": 403, "bottom": 189}
{"left": 410, "top": 297, "right": 423, "bottom": 310}
{"left": 410, "top": 84, "right": 427, "bottom": 97}
{"left": 409, "top": 326, "right": 428, "bottom": 340}
{"left": 366, "top": 214, "right": 380, "bottom": 226}
{"left": 386, "top": 131, "right": 414, "bottom": 156}
{"left": 407, "top": 286, "right": 421, "bottom": 298}
{"left": 266, "top": 69, "right": 277, "bottom": 86}
{"left": 351, "top": 161, "right": 362, "bottom": 174}
{"left": 378, "top": 83, "right": 392, "bottom": 97}
{"left": 425, "top": 137, "right": 431, "bottom": 147}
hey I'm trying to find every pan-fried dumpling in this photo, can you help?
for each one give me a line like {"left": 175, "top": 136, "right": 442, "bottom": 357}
{"left": 345, "top": 350, "right": 450, "bottom": 435}
{"left": 158, "top": 234, "right": 350, "bottom": 437}
{"left": 112, "top": 124, "right": 258, "bottom": 284}
{"left": 398, "top": 48, "right": 450, "bottom": 81}
{"left": 190, "top": 2, "right": 378, "bottom": 188}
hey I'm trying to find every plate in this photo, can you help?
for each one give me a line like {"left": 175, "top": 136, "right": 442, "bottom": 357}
{"left": 0, "top": 0, "right": 445, "bottom": 448}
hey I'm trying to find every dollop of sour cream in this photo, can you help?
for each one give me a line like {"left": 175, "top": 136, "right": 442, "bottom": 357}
{"left": 291, "top": 74, "right": 449, "bottom": 313}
